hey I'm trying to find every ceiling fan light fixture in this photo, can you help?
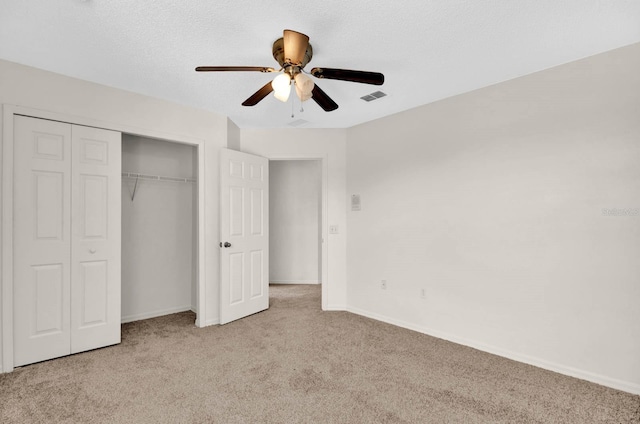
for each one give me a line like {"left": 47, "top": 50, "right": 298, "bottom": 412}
{"left": 294, "top": 73, "right": 314, "bottom": 101}
{"left": 294, "top": 73, "right": 314, "bottom": 93}
{"left": 272, "top": 73, "right": 292, "bottom": 102}
{"left": 196, "top": 29, "right": 384, "bottom": 112}
{"left": 295, "top": 84, "right": 313, "bottom": 101}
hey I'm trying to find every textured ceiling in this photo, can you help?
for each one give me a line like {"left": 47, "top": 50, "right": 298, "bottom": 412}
{"left": 1, "top": 0, "right": 639, "bottom": 129}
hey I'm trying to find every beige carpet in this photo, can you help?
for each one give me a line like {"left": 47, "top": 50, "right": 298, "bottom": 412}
{"left": 1, "top": 284, "right": 638, "bottom": 423}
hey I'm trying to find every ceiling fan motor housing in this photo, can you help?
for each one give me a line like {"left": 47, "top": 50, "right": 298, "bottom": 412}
{"left": 272, "top": 37, "right": 313, "bottom": 72}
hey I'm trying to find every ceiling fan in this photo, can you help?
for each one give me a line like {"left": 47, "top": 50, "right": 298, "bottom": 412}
{"left": 195, "top": 29, "right": 385, "bottom": 112}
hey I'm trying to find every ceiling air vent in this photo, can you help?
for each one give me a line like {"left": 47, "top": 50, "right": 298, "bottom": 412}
{"left": 360, "top": 91, "right": 387, "bottom": 102}
{"left": 288, "top": 119, "right": 309, "bottom": 127}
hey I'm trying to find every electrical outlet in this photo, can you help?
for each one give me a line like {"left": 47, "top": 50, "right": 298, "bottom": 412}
{"left": 420, "top": 288, "right": 426, "bottom": 299}
{"left": 381, "top": 280, "right": 387, "bottom": 290}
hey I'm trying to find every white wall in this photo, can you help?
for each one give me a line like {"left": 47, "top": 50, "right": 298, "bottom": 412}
{"left": 227, "top": 118, "right": 241, "bottom": 151}
{"left": 0, "top": 59, "right": 227, "bottom": 370}
{"left": 121, "top": 135, "right": 196, "bottom": 322}
{"left": 269, "top": 160, "right": 321, "bottom": 284}
{"left": 346, "top": 43, "right": 640, "bottom": 394}
{"left": 241, "top": 129, "right": 347, "bottom": 309}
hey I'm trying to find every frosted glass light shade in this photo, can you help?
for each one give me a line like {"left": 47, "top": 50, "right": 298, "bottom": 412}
{"left": 272, "top": 73, "right": 291, "bottom": 102}
{"left": 294, "top": 73, "right": 314, "bottom": 102}
{"left": 295, "top": 84, "right": 312, "bottom": 101}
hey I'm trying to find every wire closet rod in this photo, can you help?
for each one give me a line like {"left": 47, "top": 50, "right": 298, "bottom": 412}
{"left": 122, "top": 172, "right": 196, "bottom": 184}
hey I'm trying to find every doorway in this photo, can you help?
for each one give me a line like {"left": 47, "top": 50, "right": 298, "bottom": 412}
{"left": 269, "top": 160, "right": 322, "bottom": 290}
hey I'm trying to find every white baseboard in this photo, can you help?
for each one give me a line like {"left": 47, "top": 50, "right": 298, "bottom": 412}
{"left": 121, "top": 305, "right": 194, "bottom": 324}
{"left": 324, "top": 304, "right": 347, "bottom": 311}
{"left": 346, "top": 306, "right": 640, "bottom": 395}
{"left": 202, "top": 318, "right": 220, "bottom": 327}
{"left": 270, "top": 280, "right": 319, "bottom": 285}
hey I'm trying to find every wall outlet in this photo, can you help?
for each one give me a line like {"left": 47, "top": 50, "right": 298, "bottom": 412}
{"left": 420, "top": 288, "right": 426, "bottom": 299}
{"left": 329, "top": 225, "right": 339, "bottom": 234}
{"left": 381, "top": 280, "right": 387, "bottom": 290}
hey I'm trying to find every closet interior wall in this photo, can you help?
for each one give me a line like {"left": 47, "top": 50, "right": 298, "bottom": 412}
{"left": 121, "top": 135, "right": 197, "bottom": 322}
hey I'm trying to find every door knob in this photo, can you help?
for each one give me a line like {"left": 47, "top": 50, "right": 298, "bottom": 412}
{"left": 89, "top": 248, "right": 96, "bottom": 254}
{"left": 224, "top": 242, "right": 231, "bottom": 248}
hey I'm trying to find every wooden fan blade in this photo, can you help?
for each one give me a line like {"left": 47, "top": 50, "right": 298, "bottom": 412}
{"left": 311, "top": 84, "right": 338, "bottom": 112}
{"left": 196, "top": 66, "right": 275, "bottom": 73}
{"left": 310, "top": 67, "right": 384, "bottom": 85}
{"left": 283, "top": 29, "right": 309, "bottom": 66}
{"left": 242, "top": 81, "right": 274, "bottom": 106}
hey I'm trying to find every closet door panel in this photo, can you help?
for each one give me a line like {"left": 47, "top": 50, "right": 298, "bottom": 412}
{"left": 13, "top": 116, "right": 72, "bottom": 367}
{"left": 32, "top": 264, "right": 65, "bottom": 334}
{"left": 78, "top": 260, "right": 108, "bottom": 325}
{"left": 34, "top": 171, "right": 65, "bottom": 240}
{"left": 80, "top": 175, "right": 108, "bottom": 238}
{"left": 71, "top": 125, "right": 121, "bottom": 354}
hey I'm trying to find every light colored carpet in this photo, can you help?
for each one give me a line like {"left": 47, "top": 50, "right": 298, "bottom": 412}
{"left": 1, "top": 284, "right": 638, "bottom": 423}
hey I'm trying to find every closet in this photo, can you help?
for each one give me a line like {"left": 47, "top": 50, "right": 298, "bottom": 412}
{"left": 10, "top": 117, "right": 196, "bottom": 368}
{"left": 121, "top": 135, "right": 197, "bottom": 323}
{"left": 13, "top": 116, "right": 121, "bottom": 367}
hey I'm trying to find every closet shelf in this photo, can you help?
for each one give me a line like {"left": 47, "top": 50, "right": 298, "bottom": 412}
{"left": 122, "top": 172, "right": 196, "bottom": 184}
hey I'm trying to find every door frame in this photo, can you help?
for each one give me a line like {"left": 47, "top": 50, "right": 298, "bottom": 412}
{"left": 268, "top": 156, "right": 328, "bottom": 310}
{"left": 1, "top": 104, "right": 207, "bottom": 373}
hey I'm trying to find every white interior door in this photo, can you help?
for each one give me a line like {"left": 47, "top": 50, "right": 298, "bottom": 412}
{"left": 70, "top": 125, "right": 121, "bottom": 353}
{"left": 13, "top": 116, "right": 72, "bottom": 366}
{"left": 13, "top": 116, "right": 121, "bottom": 367}
{"left": 220, "top": 148, "right": 269, "bottom": 324}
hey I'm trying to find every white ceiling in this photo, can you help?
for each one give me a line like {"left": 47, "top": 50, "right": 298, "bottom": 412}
{"left": 1, "top": 1, "right": 639, "bottom": 129}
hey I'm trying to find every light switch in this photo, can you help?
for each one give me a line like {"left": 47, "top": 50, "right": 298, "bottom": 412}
{"left": 351, "top": 194, "right": 361, "bottom": 211}
{"left": 329, "top": 225, "right": 339, "bottom": 234}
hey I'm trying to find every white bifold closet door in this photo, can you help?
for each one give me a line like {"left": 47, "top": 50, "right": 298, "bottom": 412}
{"left": 13, "top": 116, "right": 121, "bottom": 367}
